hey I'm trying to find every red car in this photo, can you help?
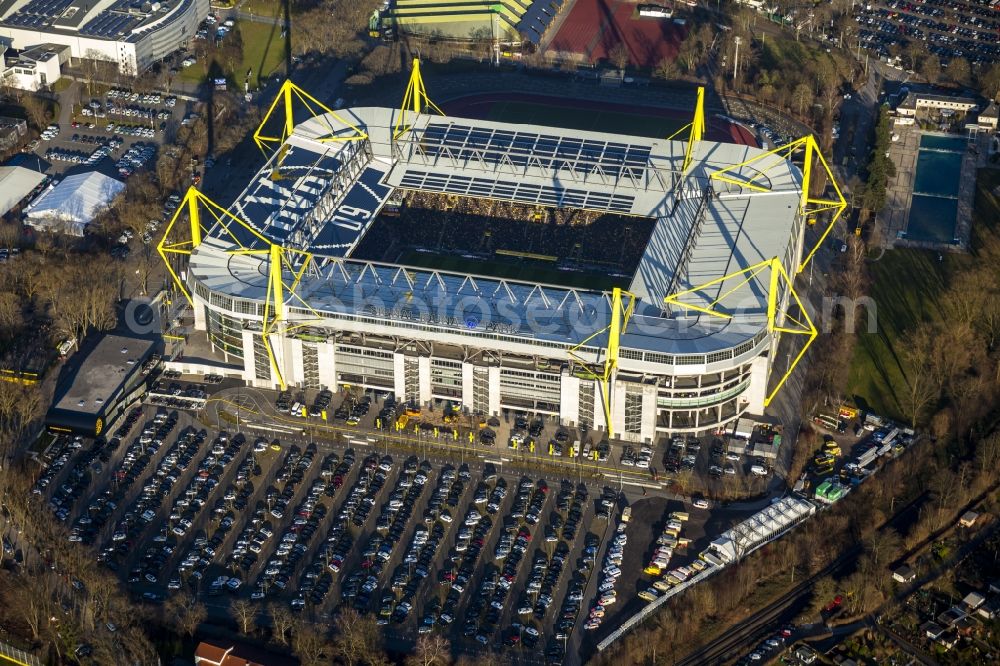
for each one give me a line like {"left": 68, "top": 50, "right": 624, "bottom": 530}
{"left": 824, "top": 595, "right": 844, "bottom": 613}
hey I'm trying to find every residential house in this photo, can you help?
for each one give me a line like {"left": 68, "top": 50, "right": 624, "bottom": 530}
{"left": 959, "top": 511, "right": 980, "bottom": 527}
{"left": 893, "top": 564, "right": 916, "bottom": 583}
{"left": 962, "top": 591, "right": 986, "bottom": 611}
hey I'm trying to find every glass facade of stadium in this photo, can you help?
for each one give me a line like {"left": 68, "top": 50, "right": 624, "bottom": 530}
{"left": 190, "top": 273, "right": 784, "bottom": 441}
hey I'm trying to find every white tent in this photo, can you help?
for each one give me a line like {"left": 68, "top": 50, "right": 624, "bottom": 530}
{"left": 25, "top": 171, "right": 124, "bottom": 236}
{"left": 0, "top": 165, "right": 45, "bottom": 217}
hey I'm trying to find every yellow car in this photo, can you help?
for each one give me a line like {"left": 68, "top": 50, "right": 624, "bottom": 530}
{"left": 643, "top": 564, "right": 661, "bottom": 576}
{"left": 269, "top": 443, "right": 281, "bottom": 451}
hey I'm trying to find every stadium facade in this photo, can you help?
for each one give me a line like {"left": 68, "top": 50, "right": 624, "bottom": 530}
{"left": 161, "top": 65, "right": 844, "bottom": 442}
{"left": 0, "top": 0, "right": 209, "bottom": 75}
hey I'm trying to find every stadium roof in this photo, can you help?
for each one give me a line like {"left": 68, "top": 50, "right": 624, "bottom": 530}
{"left": 190, "top": 106, "right": 805, "bottom": 357}
{"left": 0, "top": 164, "right": 44, "bottom": 216}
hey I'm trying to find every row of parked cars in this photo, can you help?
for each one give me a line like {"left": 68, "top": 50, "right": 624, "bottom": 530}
{"left": 116, "top": 142, "right": 156, "bottom": 178}
{"left": 585, "top": 496, "right": 628, "bottom": 632}
{"left": 106, "top": 89, "right": 177, "bottom": 107}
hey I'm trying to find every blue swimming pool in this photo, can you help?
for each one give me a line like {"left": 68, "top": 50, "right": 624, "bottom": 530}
{"left": 906, "top": 134, "right": 965, "bottom": 244}
{"left": 919, "top": 134, "right": 968, "bottom": 152}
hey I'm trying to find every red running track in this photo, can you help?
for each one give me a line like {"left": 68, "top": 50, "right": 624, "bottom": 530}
{"left": 549, "top": 0, "right": 686, "bottom": 68}
{"left": 442, "top": 92, "right": 758, "bottom": 147}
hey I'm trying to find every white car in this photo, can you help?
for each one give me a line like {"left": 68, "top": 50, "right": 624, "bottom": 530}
{"left": 692, "top": 498, "right": 710, "bottom": 509}
{"left": 181, "top": 57, "right": 196, "bottom": 68}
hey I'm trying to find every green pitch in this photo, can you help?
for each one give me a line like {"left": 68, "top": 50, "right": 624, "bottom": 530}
{"left": 485, "top": 100, "right": 685, "bottom": 139}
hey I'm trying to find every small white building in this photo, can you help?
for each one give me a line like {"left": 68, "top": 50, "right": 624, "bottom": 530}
{"left": 24, "top": 171, "right": 124, "bottom": 236}
{"left": 1, "top": 43, "right": 68, "bottom": 90}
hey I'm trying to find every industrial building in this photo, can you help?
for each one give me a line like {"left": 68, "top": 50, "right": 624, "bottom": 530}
{"left": 159, "top": 62, "right": 844, "bottom": 441}
{"left": 46, "top": 334, "right": 157, "bottom": 436}
{"left": 0, "top": 0, "right": 209, "bottom": 76}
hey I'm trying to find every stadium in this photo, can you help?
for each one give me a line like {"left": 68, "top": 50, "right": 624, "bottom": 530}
{"left": 160, "top": 61, "right": 845, "bottom": 441}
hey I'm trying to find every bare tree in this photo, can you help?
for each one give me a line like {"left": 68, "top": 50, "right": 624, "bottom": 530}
{"left": 609, "top": 43, "right": 629, "bottom": 73}
{"left": 333, "top": 607, "right": 383, "bottom": 666}
{"left": 21, "top": 95, "right": 52, "bottom": 130}
{"left": 900, "top": 323, "right": 941, "bottom": 427}
{"left": 165, "top": 592, "right": 207, "bottom": 638}
{"left": 292, "top": 624, "right": 329, "bottom": 666}
{"left": 653, "top": 57, "right": 679, "bottom": 81}
{"left": 269, "top": 602, "right": 294, "bottom": 646}
{"left": 407, "top": 635, "right": 452, "bottom": 666}
{"left": 229, "top": 599, "right": 257, "bottom": 635}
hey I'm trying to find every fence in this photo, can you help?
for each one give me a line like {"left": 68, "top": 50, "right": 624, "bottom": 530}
{"left": 595, "top": 563, "right": 721, "bottom": 652}
{"left": 0, "top": 641, "right": 41, "bottom": 666}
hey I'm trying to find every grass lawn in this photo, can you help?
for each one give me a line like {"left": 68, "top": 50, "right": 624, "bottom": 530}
{"left": 485, "top": 100, "right": 685, "bottom": 139}
{"left": 179, "top": 20, "right": 286, "bottom": 87}
{"left": 50, "top": 77, "right": 73, "bottom": 93}
{"left": 397, "top": 250, "right": 630, "bottom": 291}
{"left": 845, "top": 169, "right": 1000, "bottom": 420}
{"left": 240, "top": 0, "right": 285, "bottom": 17}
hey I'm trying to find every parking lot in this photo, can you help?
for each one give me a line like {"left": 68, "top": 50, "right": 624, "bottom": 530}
{"left": 28, "top": 372, "right": 793, "bottom": 664}
{"left": 27, "top": 86, "right": 187, "bottom": 183}
{"left": 854, "top": 0, "right": 1000, "bottom": 67}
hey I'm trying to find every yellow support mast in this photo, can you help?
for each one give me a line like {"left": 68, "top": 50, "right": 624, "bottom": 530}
{"left": 253, "top": 79, "right": 368, "bottom": 156}
{"left": 156, "top": 187, "right": 273, "bottom": 304}
{"left": 393, "top": 58, "right": 445, "bottom": 140}
{"left": 663, "top": 257, "right": 817, "bottom": 408}
{"left": 568, "top": 287, "right": 636, "bottom": 438}
{"left": 665, "top": 86, "right": 705, "bottom": 174}
{"left": 708, "top": 134, "right": 847, "bottom": 273}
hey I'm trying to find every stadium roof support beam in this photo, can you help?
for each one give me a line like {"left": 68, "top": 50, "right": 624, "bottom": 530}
{"left": 708, "top": 134, "right": 846, "bottom": 273}
{"left": 394, "top": 58, "right": 444, "bottom": 140}
{"left": 567, "top": 288, "right": 636, "bottom": 438}
{"left": 663, "top": 256, "right": 817, "bottom": 408}
{"left": 667, "top": 86, "right": 706, "bottom": 175}
{"left": 253, "top": 80, "right": 368, "bottom": 156}
{"left": 157, "top": 187, "right": 273, "bottom": 304}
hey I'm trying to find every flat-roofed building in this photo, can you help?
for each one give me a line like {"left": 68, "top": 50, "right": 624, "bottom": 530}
{"left": 46, "top": 333, "right": 156, "bottom": 436}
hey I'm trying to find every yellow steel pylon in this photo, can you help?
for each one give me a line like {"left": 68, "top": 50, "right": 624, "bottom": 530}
{"left": 663, "top": 256, "right": 817, "bottom": 408}
{"left": 568, "top": 288, "right": 636, "bottom": 438}
{"left": 708, "top": 134, "right": 846, "bottom": 273}
{"left": 393, "top": 58, "right": 444, "bottom": 140}
{"left": 156, "top": 187, "right": 272, "bottom": 304}
{"left": 253, "top": 79, "right": 368, "bottom": 156}
{"left": 667, "top": 86, "right": 706, "bottom": 174}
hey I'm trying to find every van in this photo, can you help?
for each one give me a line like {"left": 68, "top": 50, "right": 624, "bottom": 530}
{"left": 750, "top": 464, "right": 768, "bottom": 476}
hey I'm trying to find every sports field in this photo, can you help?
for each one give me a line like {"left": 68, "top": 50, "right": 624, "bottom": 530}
{"left": 399, "top": 251, "right": 632, "bottom": 292}
{"left": 483, "top": 100, "right": 686, "bottom": 139}
{"left": 444, "top": 93, "right": 757, "bottom": 146}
